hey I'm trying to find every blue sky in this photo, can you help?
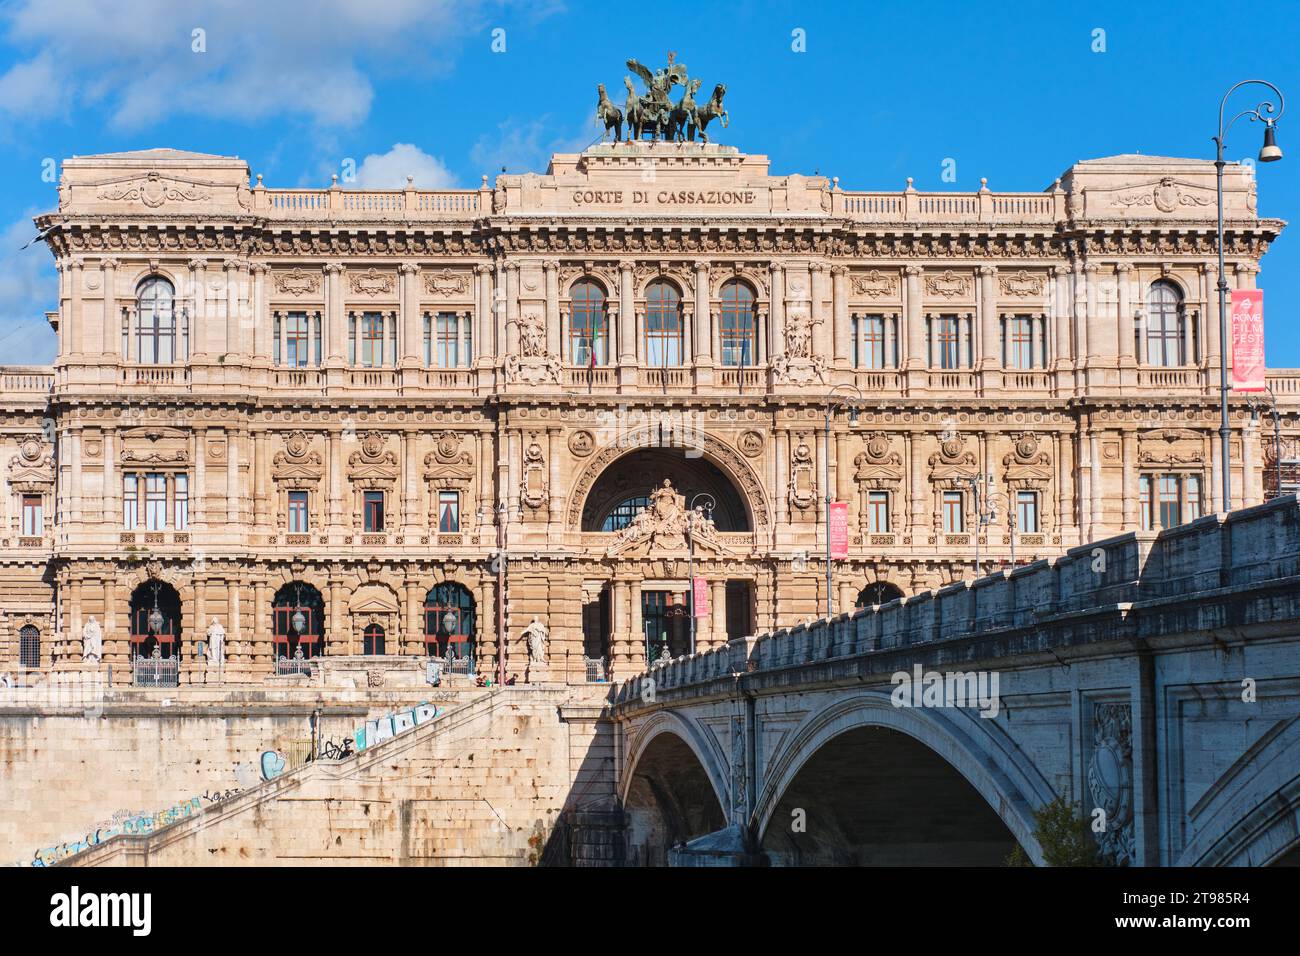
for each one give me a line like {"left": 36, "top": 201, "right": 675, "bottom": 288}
{"left": 0, "top": 0, "right": 1295, "bottom": 366}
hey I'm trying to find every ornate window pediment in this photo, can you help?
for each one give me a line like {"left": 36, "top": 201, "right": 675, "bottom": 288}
{"left": 8, "top": 437, "right": 54, "bottom": 490}
{"left": 928, "top": 433, "right": 977, "bottom": 481}
{"left": 1138, "top": 428, "right": 1204, "bottom": 466}
{"left": 272, "top": 430, "right": 324, "bottom": 487}
{"left": 1002, "top": 432, "right": 1053, "bottom": 482}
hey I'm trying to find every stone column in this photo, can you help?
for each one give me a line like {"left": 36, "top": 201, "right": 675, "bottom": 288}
{"left": 544, "top": 261, "right": 560, "bottom": 359}
{"left": 327, "top": 430, "right": 343, "bottom": 528}
{"left": 325, "top": 264, "right": 345, "bottom": 364}
{"left": 694, "top": 260, "right": 712, "bottom": 382}
{"left": 1116, "top": 263, "right": 1135, "bottom": 370}
{"left": 904, "top": 266, "right": 924, "bottom": 370}
{"left": 253, "top": 430, "right": 268, "bottom": 529}
{"left": 811, "top": 263, "right": 831, "bottom": 361}
{"left": 226, "top": 428, "right": 239, "bottom": 525}
{"left": 193, "top": 427, "right": 207, "bottom": 527}
{"left": 102, "top": 258, "right": 119, "bottom": 358}
{"left": 223, "top": 258, "right": 244, "bottom": 361}
{"left": 1052, "top": 265, "right": 1070, "bottom": 369}
{"left": 400, "top": 263, "right": 421, "bottom": 366}
{"left": 474, "top": 264, "right": 492, "bottom": 365}
{"left": 710, "top": 579, "right": 727, "bottom": 649}
{"left": 1121, "top": 429, "right": 1138, "bottom": 530}
{"left": 404, "top": 578, "right": 421, "bottom": 655}
{"left": 505, "top": 263, "right": 521, "bottom": 355}
{"left": 908, "top": 433, "right": 925, "bottom": 538}
{"left": 769, "top": 262, "right": 785, "bottom": 365}
{"left": 978, "top": 266, "right": 998, "bottom": 368}
{"left": 831, "top": 265, "right": 851, "bottom": 368}
{"left": 252, "top": 579, "right": 269, "bottom": 669}
{"left": 547, "top": 427, "right": 562, "bottom": 530}
{"left": 629, "top": 580, "right": 643, "bottom": 666}
{"left": 618, "top": 259, "right": 636, "bottom": 361}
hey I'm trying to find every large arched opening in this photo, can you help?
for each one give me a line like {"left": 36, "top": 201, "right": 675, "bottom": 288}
{"left": 271, "top": 582, "right": 325, "bottom": 660}
{"left": 623, "top": 729, "right": 728, "bottom": 866}
{"left": 760, "top": 725, "right": 1019, "bottom": 865}
{"left": 128, "top": 580, "right": 182, "bottom": 660}
{"left": 579, "top": 446, "right": 758, "bottom": 664}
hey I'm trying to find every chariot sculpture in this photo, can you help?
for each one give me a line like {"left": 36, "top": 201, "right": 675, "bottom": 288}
{"left": 596, "top": 52, "right": 729, "bottom": 144}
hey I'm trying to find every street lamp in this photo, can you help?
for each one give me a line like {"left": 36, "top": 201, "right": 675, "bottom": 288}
{"left": 823, "top": 383, "right": 862, "bottom": 618}
{"left": 686, "top": 492, "right": 716, "bottom": 655}
{"left": 146, "top": 582, "right": 164, "bottom": 635}
{"left": 968, "top": 472, "right": 1010, "bottom": 577}
{"left": 1214, "top": 80, "right": 1285, "bottom": 513}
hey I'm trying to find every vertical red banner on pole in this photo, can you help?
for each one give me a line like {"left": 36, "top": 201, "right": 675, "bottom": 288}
{"left": 692, "top": 576, "right": 709, "bottom": 618}
{"left": 1231, "top": 289, "right": 1265, "bottom": 392}
{"left": 830, "top": 502, "right": 849, "bottom": 559}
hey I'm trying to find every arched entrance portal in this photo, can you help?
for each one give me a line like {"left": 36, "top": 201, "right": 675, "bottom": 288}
{"left": 423, "top": 582, "right": 476, "bottom": 667}
{"left": 272, "top": 582, "right": 325, "bottom": 659}
{"left": 760, "top": 726, "right": 1018, "bottom": 865}
{"left": 128, "top": 580, "right": 182, "bottom": 659}
{"left": 624, "top": 730, "right": 727, "bottom": 866}
{"left": 580, "top": 447, "right": 757, "bottom": 668}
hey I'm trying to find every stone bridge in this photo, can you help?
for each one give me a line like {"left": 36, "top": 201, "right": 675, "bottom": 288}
{"left": 610, "top": 497, "right": 1300, "bottom": 866}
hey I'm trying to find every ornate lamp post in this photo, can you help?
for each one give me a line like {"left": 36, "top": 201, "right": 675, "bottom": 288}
{"left": 968, "top": 472, "right": 1011, "bottom": 578}
{"left": 686, "top": 492, "right": 716, "bottom": 655}
{"left": 1214, "top": 80, "right": 1284, "bottom": 513}
{"left": 146, "top": 582, "right": 164, "bottom": 636}
{"left": 823, "top": 383, "right": 862, "bottom": 618}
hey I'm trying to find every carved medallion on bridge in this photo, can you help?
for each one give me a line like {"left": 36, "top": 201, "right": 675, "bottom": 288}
{"left": 606, "top": 479, "right": 728, "bottom": 557}
{"left": 1087, "top": 702, "right": 1135, "bottom": 866}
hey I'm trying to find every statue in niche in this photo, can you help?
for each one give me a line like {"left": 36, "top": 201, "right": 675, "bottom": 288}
{"left": 82, "top": 617, "right": 103, "bottom": 664}
{"left": 522, "top": 617, "right": 548, "bottom": 665}
{"left": 206, "top": 618, "right": 225, "bottom": 667}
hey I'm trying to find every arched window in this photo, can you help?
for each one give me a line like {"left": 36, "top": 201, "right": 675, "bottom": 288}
{"left": 18, "top": 625, "right": 39, "bottom": 669}
{"left": 423, "top": 583, "right": 476, "bottom": 662}
{"left": 644, "top": 280, "right": 682, "bottom": 367}
{"left": 855, "top": 582, "right": 905, "bottom": 608}
{"left": 1145, "top": 281, "right": 1187, "bottom": 367}
{"left": 569, "top": 280, "right": 609, "bottom": 366}
{"left": 272, "top": 582, "right": 325, "bottom": 659}
{"left": 719, "top": 279, "right": 757, "bottom": 367}
{"left": 363, "top": 623, "right": 386, "bottom": 656}
{"left": 134, "top": 277, "right": 185, "bottom": 364}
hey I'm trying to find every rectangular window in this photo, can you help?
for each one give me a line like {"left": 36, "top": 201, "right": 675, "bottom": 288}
{"left": 438, "top": 490, "right": 460, "bottom": 533}
{"left": 288, "top": 491, "right": 309, "bottom": 533}
{"left": 145, "top": 472, "right": 167, "bottom": 530}
{"left": 21, "top": 494, "right": 42, "bottom": 536}
{"left": 285, "top": 312, "right": 310, "bottom": 368}
{"left": 1158, "top": 474, "right": 1181, "bottom": 530}
{"left": 1139, "top": 474, "right": 1154, "bottom": 531}
{"left": 174, "top": 474, "right": 189, "bottom": 531}
{"left": 363, "top": 491, "right": 385, "bottom": 532}
{"left": 935, "top": 316, "right": 962, "bottom": 369}
{"left": 359, "top": 312, "right": 385, "bottom": 368}
{"left": 866, "top": 491, "right": 890, "bottom": 534}
{"left": 942, "top": 490, "right": 965, "bottom": 533}
{"left": 435, "top": 313, "right": 458, "bottom": 368}
{"left": 1006, "top": 316, "right": 1035, "bottom": 369}
{"left": 1013, "top": 489, "right": 1034, "bottom": 535}
{"left": 856, "top": 316, "right": 888, "bottom": 369}
{"left": 123, "top": 474, "right": 139, "bottom": 529}
{"left": 1186, "top": 475, "right": 1202, "bottom": 522}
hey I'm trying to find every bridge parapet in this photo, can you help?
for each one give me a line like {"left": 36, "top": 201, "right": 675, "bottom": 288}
{"left": 613, "top": 495, "right": 1300, "bottom": 710}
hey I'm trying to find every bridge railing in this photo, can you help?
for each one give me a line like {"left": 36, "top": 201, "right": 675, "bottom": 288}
{"left": 613, "top": 495, "right": 1300, "bottom": 704}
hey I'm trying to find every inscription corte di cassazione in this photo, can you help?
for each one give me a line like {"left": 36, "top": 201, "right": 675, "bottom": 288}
{"left": 571, "top": 189, "right": 758, "bottom": 207}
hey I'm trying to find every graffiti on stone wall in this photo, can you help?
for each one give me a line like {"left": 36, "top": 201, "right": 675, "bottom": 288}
{"left": 20, "top": 796, "right": 204, "bottom": 867}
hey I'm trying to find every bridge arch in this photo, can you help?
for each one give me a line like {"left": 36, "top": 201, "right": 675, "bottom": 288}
{"left": 621, "top": 712, "right": 731, "bottom": 865}
{"left": 753, "top": 692, "right": 1054, "bottom": 865}
{"left": 1175, "top": 715, "right": 1300, "bottom": 866}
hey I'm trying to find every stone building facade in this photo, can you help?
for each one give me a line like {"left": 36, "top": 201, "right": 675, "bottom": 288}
{"left": 1, "top": 141, "right": 1296, "bottom": 685}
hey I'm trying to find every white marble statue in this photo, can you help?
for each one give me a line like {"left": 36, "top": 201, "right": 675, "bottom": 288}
{"left": 82, "top": 616, "right": 103, "bottom": 664}
{"left": 522, "top": 617, "right": 548, "bottom": 665}
{"left": 206, "top": 617, "right": 225, "bottom": 666}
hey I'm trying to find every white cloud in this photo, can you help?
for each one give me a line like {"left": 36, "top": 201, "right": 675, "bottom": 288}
{"left": 0, "top": 213, "right": 57, "bottom": 365}
{"left": 354, "top": 143, "right": 458, "bottom": 189}
{"left": 0, "top": 0, "right": 523, "bottom": 129}
{"left": 470, "top": 115, "right": 599, "bottom": 177}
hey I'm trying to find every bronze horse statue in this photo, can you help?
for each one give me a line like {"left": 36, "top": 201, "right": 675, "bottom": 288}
{"left": 666, "top": 78, "right": 702, "bottom": 142}
{"left": 690, "top": 83, "right": 729, "bottom": 143}
{"left": 595, "top": 83, "right": 623, "bottom": 143}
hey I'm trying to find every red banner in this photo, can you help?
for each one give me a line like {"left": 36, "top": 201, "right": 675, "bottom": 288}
{"left": 1231, "top": 289, "right": 1265, "bottom": 392}
{"left": 692, "top": 576, "right": 709, "bottom": 618}
{"left": 830, "top": 502, "right": 849, "bottom": 559}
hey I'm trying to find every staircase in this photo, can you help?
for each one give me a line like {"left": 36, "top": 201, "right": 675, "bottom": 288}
{"left": 64, "top": 685, "right": 617, "bottom": 867}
